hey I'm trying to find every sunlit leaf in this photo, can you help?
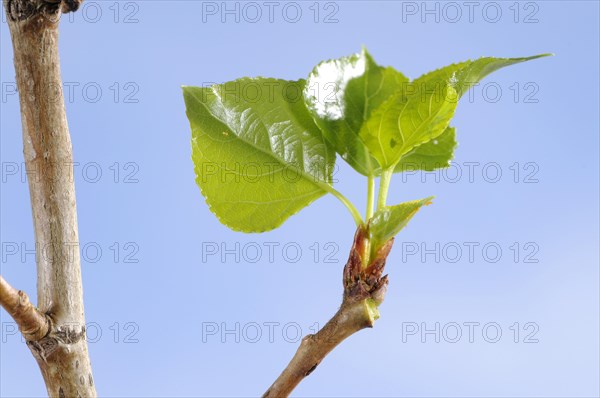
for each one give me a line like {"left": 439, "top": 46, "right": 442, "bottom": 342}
{"left": 303, "top": 48, "right": 408, "bottom": 176}
{"left": 412, "top": 54, "right": 552, "bottom": 99}
{"left": 183, "top": 78, "right": 335, "bottom": 232}
{"left": 386, "top": 54, "right": 551, "bottom": 173}
{"left": 394, "top": 127, "right": 457, "bottom": 172}
{"left": 359, "top": 84, "right": 458, "bottom": 170}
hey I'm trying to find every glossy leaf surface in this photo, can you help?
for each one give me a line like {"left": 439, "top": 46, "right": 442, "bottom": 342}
{"left": 184, "top": 78, "right": 335, "bottom": 232}
{"left": 394, "top": 127, "right": 457, "bottom": 172}
{"left": 303, "top": 48, "right": 408, "bottom": 176}
{"left": 359, "top": 84, "right": 458, "bottom": 170}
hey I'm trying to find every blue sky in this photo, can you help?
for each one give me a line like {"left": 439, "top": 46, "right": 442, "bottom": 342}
{"left": 1, "top": 1, "right": 599, "bottom": 397}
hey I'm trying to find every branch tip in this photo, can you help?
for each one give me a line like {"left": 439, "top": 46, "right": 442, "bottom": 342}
{"left": 264, "top": 226, "right": 395, "bottom": 397}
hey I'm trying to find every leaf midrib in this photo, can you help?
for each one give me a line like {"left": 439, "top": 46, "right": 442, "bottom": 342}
{"left": 188, "top": 87, "right": 333, "bottom": 195}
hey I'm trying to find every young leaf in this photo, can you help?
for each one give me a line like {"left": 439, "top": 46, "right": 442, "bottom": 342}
{"left": 183, "top": 78, "right": 336, "bottom": 233}
{"left": 359, "top": 84, "right": 458, "bottom": 170}
{"left": 394, "top": 127, "right": 457, "bottom": 172}
{"left": 303, "top": 48, "right": 408, "bottom": 176}
{"left": 412, "top": 54, "right": 552, "bottom": 99}
{"left": 368, "top": 197, "right": 433, "bottom": 254}
{"left": 387, "top": 54, "right": 550, "bottom": 174}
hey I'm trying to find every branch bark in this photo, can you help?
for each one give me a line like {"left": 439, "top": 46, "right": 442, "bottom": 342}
{"left": 0, "top": 275, "right": 50, "bottom": 341}
{"left": 263, "top": 227, "right": 394, "bottom": 397}
{"left": 3, "top": 0, "right": 97, "bottom": 396}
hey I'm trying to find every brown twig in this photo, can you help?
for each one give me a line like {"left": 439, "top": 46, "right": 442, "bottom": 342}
{"left": 263, "top": 227, "right": 394, "bottom": 397}
{"left": 0, "top": 275, "right": 50, "bottom": 341}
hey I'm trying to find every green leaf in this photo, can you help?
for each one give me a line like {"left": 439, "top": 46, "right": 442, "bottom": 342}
{"left": 386, "top": 54, "right": 551, "bottom": 174}
{"left": 394, "top": 126, "right": 457, "bottom": 172}
{"left": 412, "top": 54, "right": 552, "bottom": 99}
{"left": 183, "top": 78, "right": 336, "bottom": 233}
{"left": 303, "top": 48, "right": 409, "bottom": 176}
{"left": 359, "top": 84, "right": 458, "bottom": 170}
{"left": 368, "top": 197, "right": 433, "bottom": 254}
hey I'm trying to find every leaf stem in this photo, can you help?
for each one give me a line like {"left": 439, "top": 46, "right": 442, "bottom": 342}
{"left": 323, "top": 185, "right": 364, "bottom": 227}
{"left": 366, "top": 175, "right": 375, "bottom": 221}
{"left": 377, "top": 168, "right": 393, "bottom": 211}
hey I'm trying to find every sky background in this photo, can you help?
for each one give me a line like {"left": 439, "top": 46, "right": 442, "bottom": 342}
{"left": 1, "top": 1, "right": 599, "bottom": 397}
